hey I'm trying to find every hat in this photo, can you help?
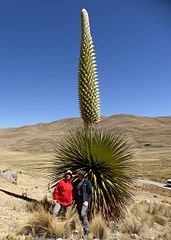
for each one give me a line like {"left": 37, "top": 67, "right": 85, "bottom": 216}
{"left": 77, "top": 170, "right": 86, "bottom": 176}
{"left": 65, "top": 170, "right": 72, "bottom": 176}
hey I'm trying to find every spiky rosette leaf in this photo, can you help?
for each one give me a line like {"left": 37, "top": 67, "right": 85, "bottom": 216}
{"left": 49, "top": 128, "right": 134, "bottom": 221}
{"left": 78, "top": 9, "right": 100, "bottom": 127}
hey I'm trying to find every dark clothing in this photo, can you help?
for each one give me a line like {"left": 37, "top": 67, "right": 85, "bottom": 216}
{"left": 74, "top": 178, "right": 92, "bottom": 236}
{"left": 74, "top": 178, "right": 92, "bottom": 204}
{"left": 77, "top": 203, "right": 89, "bottom": 235}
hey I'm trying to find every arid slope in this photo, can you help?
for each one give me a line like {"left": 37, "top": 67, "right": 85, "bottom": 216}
{"left": 0, "top": 114, "right": 171, "bottom": 180}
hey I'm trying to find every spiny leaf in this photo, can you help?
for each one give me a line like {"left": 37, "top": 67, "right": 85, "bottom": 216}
{"left": 49, "top": 128, "right": 134, "bottom": 221}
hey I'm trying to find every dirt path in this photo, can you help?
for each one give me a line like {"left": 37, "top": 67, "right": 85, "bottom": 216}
{"left": 135, "top": 178, "right": 171, "bottom": 191}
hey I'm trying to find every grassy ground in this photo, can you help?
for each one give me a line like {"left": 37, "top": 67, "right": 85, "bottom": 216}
{"left": 132, "top": 147, "right": 171, "bottom": 181}
{"left": 0, "top": 148, "right": 170, "bottom": 239}
{"left": 0, "top": 146, "right": 170, "bottom": 181}
{"left": 0, "top": 152, "right": 53, "bottom": 176}
{"left": 2, "top": 185, "right": 171, "bottom": 240}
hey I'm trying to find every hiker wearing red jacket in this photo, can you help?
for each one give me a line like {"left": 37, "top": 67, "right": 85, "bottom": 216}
{"left": 53, "top": 170, "right": 73, "bottom": 216}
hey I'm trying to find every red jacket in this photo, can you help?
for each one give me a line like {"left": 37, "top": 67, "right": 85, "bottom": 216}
{"left": 53, "top": 179, "right": 73, "bottom": 206}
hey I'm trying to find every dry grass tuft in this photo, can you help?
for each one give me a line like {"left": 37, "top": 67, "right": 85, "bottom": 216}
{"left": 89, "top": 213, "right": 111, "bottom": 240}
{"left": 143, "top": 199, "right": 171, "bottom": 218}
{"left": 5, "top": 197, "right": 83, "bottom": 240}
{"left": 118, "top": 215, "right": 142, "bottom": 235}
{"left": 117, "top": 199, "right": 171, "bottom": 240}
{"left": 20, "top": 205, "right": 78, "bottom": 239}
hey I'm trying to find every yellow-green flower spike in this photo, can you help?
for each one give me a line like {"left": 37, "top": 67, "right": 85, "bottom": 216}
{"left": 78, "top": 9, "right": 100, "bottom": 127}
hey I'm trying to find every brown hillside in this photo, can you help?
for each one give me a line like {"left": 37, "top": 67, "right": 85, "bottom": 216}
{"left": 0, "top": 114, "right": 171, "bottom": 153}
{"left": 0, "top": 114, "right": 171, "bottom": 181}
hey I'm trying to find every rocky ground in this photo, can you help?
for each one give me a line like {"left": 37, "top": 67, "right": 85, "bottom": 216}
{"left": 0, "top": 169, "right": 51, "bottom": 238}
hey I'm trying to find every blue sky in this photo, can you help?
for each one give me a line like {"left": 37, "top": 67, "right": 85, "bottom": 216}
{"left": 0, "top": 0, "right": 171, "bottom": 128}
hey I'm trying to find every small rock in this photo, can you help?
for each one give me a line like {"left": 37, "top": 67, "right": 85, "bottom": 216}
{"left": 1, "top": 170, "right": 18, "bottom": 184}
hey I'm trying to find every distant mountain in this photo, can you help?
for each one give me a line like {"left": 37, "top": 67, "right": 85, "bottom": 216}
{"left": 0, "top": 114, "right": 171, "bottom": 154}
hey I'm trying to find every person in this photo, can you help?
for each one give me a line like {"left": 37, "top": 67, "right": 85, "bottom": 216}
{"left": 73, "top": 170, "right": 92, "bottom": 239}
{"left": 52, "top": 170, "right": 73, "bottom": 216}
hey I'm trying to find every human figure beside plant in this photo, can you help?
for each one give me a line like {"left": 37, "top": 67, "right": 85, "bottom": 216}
{"left": 53, "top": 169, "right": 92, "bottom": 238}
{"left": 52, "top": 170, "right": 73, "bottom": 216}
{"left": 73, "top": 170, "right": 92, "bottom": 239}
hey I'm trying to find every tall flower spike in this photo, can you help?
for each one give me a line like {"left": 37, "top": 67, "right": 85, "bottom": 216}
{"left": 78, "top": 9, "right": 100, "bottom": 128}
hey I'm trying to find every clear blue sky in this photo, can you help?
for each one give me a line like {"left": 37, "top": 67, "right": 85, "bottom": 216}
{"left": 0, "top": 0, "right": 171, "bottom": 128}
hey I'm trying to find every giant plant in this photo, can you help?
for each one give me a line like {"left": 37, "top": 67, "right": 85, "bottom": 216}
{"left": 50, "top": 9, "right": 133, "bottom": 221}
{"left": 50, "top": 128, "right": 133, "bottom": 220}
